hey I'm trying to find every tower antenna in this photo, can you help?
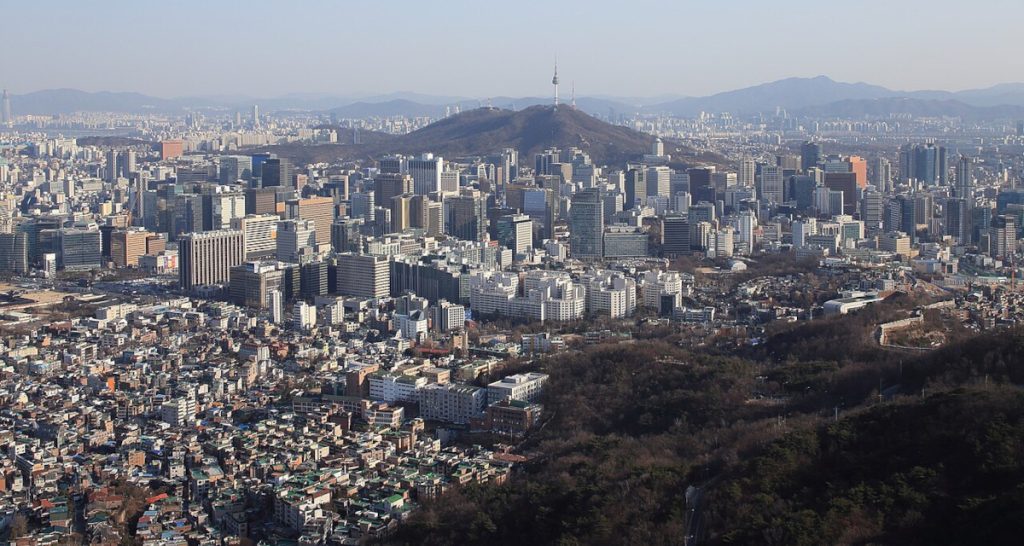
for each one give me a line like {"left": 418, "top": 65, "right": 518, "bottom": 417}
{"left": 552, "top": 55, "right": 559, "bottom": 110}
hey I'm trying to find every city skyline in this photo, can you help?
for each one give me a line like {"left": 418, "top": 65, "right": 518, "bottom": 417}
{"left": 2, "top": 0, "right": 1022, "bottom": 98}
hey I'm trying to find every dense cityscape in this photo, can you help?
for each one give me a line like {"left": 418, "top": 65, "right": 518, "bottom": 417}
{"left": 4, "top": 2, "right": 1024, "bottom": 544}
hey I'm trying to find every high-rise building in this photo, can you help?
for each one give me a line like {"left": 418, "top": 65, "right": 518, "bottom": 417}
{"left": 261, "top": 158, "right": 293, "bottom": 188}
{"left": 230, "top": 261, "right": 286, "bottom": 309}
{"left": 801, "top": 141, "right": 823, "bottom": 172}
{"left": 569, "top": 188, "right": 604, "bottom": 260}
{"left": 662, "top": 215, "right": 690, "bottom": 257}
{"left": 496, "top": 214, "right": 533, "bottom": 255}
{"left": 990, "top": 215, "right": 1017, "bottom": 259}
{"left": 110, "top": 228, "right": 151, "bottom": 268}
{"left": 233, "top": 214, "right": 279, "bottom": 260}
{"left": 1, "top": 89, "right": 11, "bottom": 128}
{"left": 445, "top": 191, "right": 489, "bottom": 242}
{"left": 220, "top": 155, "right": 253, "bottom": 184}
{"left": 336, "top": 253, "right": 390, "bottom": 298}
{"left": 738, "top": 159, "right": 756, "bottom": 188}
{"left": 179, "top": 230, "right": 245, "bottom": 290}
{"left": 105, "top": 149, "right": 119, "bottom": 183}
{"left": 645, "top": 166, "right": 671, "bottom": 198}
{"left": 160, "top": 140, "right": 184, "bottom": 161}
{"left": 900, "top": 143, "right": 948, "bottom": 186}
{"left": 757, "top": 164, "right": 784, "bottom": 204}
{"left": 870, "top": 157, "right": 892, "bottom": 193}
{"left": 408, "top": 153, "right": 443, "bottom": 195}
{"left": 276, "top": 219, "right": 316, "bottom": 263}
{"left": 687, "top": 167, "right": 716, "bottom": 204}
{"left": 373, "top": 173, "right": 414, "bottom": 209}
{"left": 624, "top": 168, "right": 645, "bottom": 209}
{"left": 823, "top": 172, "right": 858, "bottom": 215}
{"left": 0, "top": 232, "right": 27, "bottom": 274}
{"left": 59, "top": 228, "right": 102, "bottom": 270}
{"left": 245, "top": 187, "right": 277, "bottom": 216}
{"left": 288, "top": 196, "right": 334, "bottom": 241}
{"left": 955, "top": 155, "right": 975, "bottom": 200}
{"left": 945, "top": 198, "right": 971, "bottom": 244}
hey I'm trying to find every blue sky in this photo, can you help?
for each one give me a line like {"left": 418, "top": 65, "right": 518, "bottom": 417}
{"left": 2, "top": 0, "right": 1021, "bottom": 98}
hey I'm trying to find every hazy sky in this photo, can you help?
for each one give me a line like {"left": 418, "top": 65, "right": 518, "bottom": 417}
{"left": 3, "top": 0, "right": 1022, "bottom": 98}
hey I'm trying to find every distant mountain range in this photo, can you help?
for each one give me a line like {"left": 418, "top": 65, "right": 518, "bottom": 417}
{"left": 10, "top": 77, "right": 1024, "bottom": 120}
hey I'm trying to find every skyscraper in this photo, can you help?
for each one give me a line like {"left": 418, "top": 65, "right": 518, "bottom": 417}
{"left": 2, "top": 89, "right": 12, "bottom": 128}
{"left": 955, "top": 155, "right": 975, "bottom": 200}
{"left": 276, "top": 219, "right": 317, "bottom": 263}
{"left": 261, "top": 158, "right": 293, "bottom": 188}
{"left": 374, "top": 173, "right": 414, "bottom": 209}
{"left": 179, "top": 230, "right": 245, "bottom": 290}
{"left": 496, "top": 214, "right": 533, "bottom": 255}
{"left": 408, "top": 153, "right": 443, "bottom": 195}
{"left": 445, "top": 191, "right": 488, "bottom": 242}
{"left": 870, "top": 157, "right": 892, "bottom": 193}
{"left": 758, "top": 164, "right": 784, "bottom": 204}
{"left": 252, "top": 104, "right": 260, "bottom": 128}
{"left": 801, "top": 141, "right": 823, "bottom": 172}
{"left": 569, "top": 188, "right": 604, "bottom": 260}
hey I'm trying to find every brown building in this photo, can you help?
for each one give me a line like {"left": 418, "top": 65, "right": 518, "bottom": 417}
{"left": 110, "top": 229, "right": 151, "bottom": 268}
{"left": 374, "top": 173, "right": 413, "bottom": 211}
{"left": 824, "top": 172, "right": 859, "bottom": 216}
{"left": 290, "top": 196, "right": 335, "bottom": 241}
{"left": 160, "top": 140, "right": 184, "bottom": 160}
{"left": 146, "top": 233, "right": 167, "bottom": 255}
{"left": 246, "top": 187, "right": 278, "bottom": 216}
{"left": 345, "top": 364, "right": 381, "bottom": 398}
{"left": 485, "top": 399, "right": 542, "bottom": 437}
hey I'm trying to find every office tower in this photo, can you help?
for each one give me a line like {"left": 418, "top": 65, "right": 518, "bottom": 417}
{"left": 896, "top": 195, "right": 918, "bottom": 243}
{"left": 1, "top": 89, "right": 11, "bottom": 128}
{"left": 990, "top": 215, "right": 1017, "bottom": 258}
{"left": 300, "top": 260, "right": 329, "bottom": 299}
{"left": 105, "top": 149, "right": 119, "bottom": 183}
{"left": 823, "top": 172, "right": 858, "bottom": 215}
{"left": 845, "top": 156, "right": 867, "bottom": 188}
{"left": 373, "top": 173, "right": 413, "bottom": 209}
{"left": 791, "top": 218, "right": 817, "bottom": 247}
{"left": 777, "top": 154, "right": 801, "bottom": 172}
{"left": 738, "top": 159, "right": 756, "bottom": 188}
{"left": 801, "top": 141, "right": 823, "bottom": 172}
{"left": 945, "top": 198, "right": 971, "bottom": 243}
{"left": 900, "top": 143, "right": 948, "bottom": 186}
{"left": 861, "top": 189, "right": 884, "bottom": 234}
{"left": 289, "top": 196, "right": 334, "bottom": 240}
{"left": 786, "top": 175, "right": 817, "bottom": 210}
{"left": 445, "top": 191, "right": 489, "bottom": 242}
{"left": 534, "top": 148, "right": 561, "bottom": 175}
{"left": 662, "top": 215, "right": 690, "bottom": 257}
{"left": 569, "top": 188, "right": 604, "bottom": 260}
{"left": 645, "top": 166, "right": 671, "bottom": 198}
{"left": 210, "top": 190, "right": 246, "bottom": 230}
{"left": 624, "top": 168, "right": 645, "bottom": 209}
{"left": 350, "top": 191, "right": 375, "bottom": 221}
{"left": 59, "top": 228, "right": 102, "bottom": 270}
{"left": 0, "top": 232, "right": 27, "bottom": 273}
{"left": 955, "top": 155, "right": 975, "bottom": 200}
{"left": 110, "top": 229, "right": 150, "bottom": 268}
{"left": 220, "top": 155, "right": 253, "bottom": 184}
{"left": 409, "top": 195, "right": 443, "bottom": 236}
{"left": 331, "top": 218, "right": 363, "bottom": 253}
{"left": 261, "top": 158, "right": 293, "bottom": 188}
{"left": 230, "top": 261, "right": 286, "bottom": 309}
{"left": 496, "top": 214, "right": 533, "bottom": 255}
{"left": 232, "top": 214, "right": 279, "bottom": 260}
{"left": 336, "top": 253, "right": 390, "bottom": 298}
{"left": 276, "top": 219, "right": 316, "bottom": 263}
{"left": 390, "top": 194, "right": 413, "bottom": 233}
{"left": 378, "top": 155, "right": 405, "bottom": 174}
{"left": 408, "top": 153, "right": 443, "bottom": 195}
{"left": 179, "top": 230, "right": 245, "bottom": 290}
{"left": 245, "top": 187, "right": 277, "bottom": 216}
{"left": 871, "top": 157, "right": 892, "bottom": 193}
{"left": 252, "top": 104, "right": 260, "bottom": 128}
{"left": 757, "top": 164, "right": 784, "bottom": 204}
{"left": 250, "top": 152, "right": 272, "bottom": 180}
{"left": 160, "top": 140, "right": 184, "bottom": 160}
{"left": 119, "top": 149, "right": 137, "bottom": 179}
{"left": 687, "top": 167, "right": 716, "bottom": 204}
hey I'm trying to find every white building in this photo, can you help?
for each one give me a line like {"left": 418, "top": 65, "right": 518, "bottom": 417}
{"left": 487, "top": 372, "right": 549, "bottom": 404}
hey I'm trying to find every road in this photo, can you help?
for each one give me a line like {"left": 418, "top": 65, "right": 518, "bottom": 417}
{"left": 685, "top": 485, "right": 704, "bottom": 546}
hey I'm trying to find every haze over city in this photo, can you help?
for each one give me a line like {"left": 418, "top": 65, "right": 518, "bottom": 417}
{"left": 3, "top": 2, "right": 1024, "bottom": 545}
{"left": 4, "top": 0, "right": 1023, "bottom": 98}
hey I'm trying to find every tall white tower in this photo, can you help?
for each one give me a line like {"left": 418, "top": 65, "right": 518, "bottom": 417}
{"left": 552, "top": 57, "right": 559, "bottom": 110}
